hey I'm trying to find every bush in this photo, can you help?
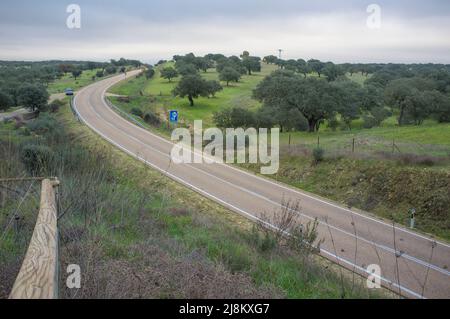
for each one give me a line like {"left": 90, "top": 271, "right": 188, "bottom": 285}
{"left": 213, "top": 107, "right": 255, "bottom": 128}
{"left": 371, "top": 107, "right": 391, "bottom": 125}
{"left": 362, "top": 115, "right": 378, "bottom": 129}
{"left": 312, "top": 147, "right": 324, "bottom": 164}
{"left": 363, "top": 108, "right": 391, "bottom": 129}
{"left": 249, "top": 226, "right": 277, "bottom": 252}
{"left": 206, "top": 80, "right": 223, "bottom": 97}
{"left": 130, "top": 108, "right": 143, "bottom": 118}
{"left": 287, "top": 109, "right": 309, "bottom": 131}
{"left": 26, "top": 113, "right": 62, "bottom": 136}
{"left": 255, "top": 108, "right": 275, "bottom": 129}
{"left": 145, "top": 68, "right": 155, "bottom": 79}
{"left": 20, "top": 143, "right": 54, "bottom": 175}
{"left": 105, "top": 66, "right": 117, "bottom": 75}
{"left": 255, "top": 200, "right": 322, "bottom": 254}
{"left": 143, "top": 111, "right": 160, "bottom": 126}
{"left": 327, "top": 117, "right": 339, "bottom": 131}
{"left": 49, "top": 99, "right": 64, "bottom": 113}
{"left": 117, "top": 96, "right": 130, "bottom": 103}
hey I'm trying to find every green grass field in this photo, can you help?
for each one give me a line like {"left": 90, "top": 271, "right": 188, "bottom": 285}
{"left": 279, "top": 122, "right": 450, "bottom": 158}
{"left": 0, "top": 102, "right": 388, "bottom": 298}
{"left": 108, "top": 65, "right": 370, "bottom": 127}
{"left": 106, "top": 62, "right": 450, "bottom": 241}
{"left": 47, "top": 69, "right": 104, "bottom": 94}
{"left": 109, "top": 63, "right": 278, "bottom": 127}
{"left": 109, "top": 63, "right": 450, "bottom": 159}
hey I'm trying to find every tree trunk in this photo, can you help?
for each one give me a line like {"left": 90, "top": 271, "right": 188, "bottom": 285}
{"left": 188, "top": 95, "right": 194, "bottom": 106}
{"left": 398, "top": 105, "right": 405, "bottom": 126}
{"left": 308, "top": 118, "right": 317, "bottom": 133}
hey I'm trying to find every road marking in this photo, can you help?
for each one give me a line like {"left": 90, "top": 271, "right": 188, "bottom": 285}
{"left": 320, "top": 250, "right": 425, "bottom": 299}
{"left": 73, "top": 72, "right": 444, "bottom": 298}
{"left": 81, "top": 83, "right": 450, "bottom": 278}
{"left": 96, "top": 74, "right": 450, "bottom": 250}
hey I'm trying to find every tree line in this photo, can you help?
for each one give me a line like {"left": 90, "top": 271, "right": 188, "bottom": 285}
{"left": 152, "top": 53, "right": 449, "bottom": 131}
{"left": 212, "top": 55, "right": 450, "bottom": 131}
{"left": 0, "top": 58, "right": 143, "bottom": 112}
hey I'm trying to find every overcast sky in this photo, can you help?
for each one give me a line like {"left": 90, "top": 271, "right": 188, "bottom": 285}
{"left": 0, "top": 0, "right": 449, "bottom": 63}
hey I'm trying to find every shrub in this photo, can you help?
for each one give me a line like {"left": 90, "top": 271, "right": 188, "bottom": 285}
{"left": 371, "top": 107, "right": 391, "bottom": 125}
{"left": 288, "top": 109, "right": 309, "bottom": 131}
{"left": 145, "top": 68, "right": 155, "bottom": 79}
{"left": 312, "top": 147, "right": 324, "bottom": 164}
{"left": 362, "top": 115, "right": 378, "bottom": 129}
{"left": 213, "top": 107, "right": 255, "bottom": 128}
{"left": 206, "top": 80, "right": 223, "bottom": 97}
{"left": 105, "top": 66, "right": 117, "bottom": 75}
{"left": 255, "top": 200, "right": 323, "bottom": 255}
{"left": 130, "top": 108, "right": 143, "bottom": 118}
{"left": 249, "top": 226, "right": 277, "bottom": 252}
{"left": 117, "top": 96, "right": 130, "bottom": 103}
{"left": 49, "top": 99, "right": 64, "bottom": 113}
{"left": 143, "top": 111, "right": 160, "bottom": 126}
{"left": 327, "top": 117, "right": 339, "bottom": 131}
{"left": 20, "top": 143, "right": 54, "bottom": 175}
{"left": 26, "top": 113, "right": 62, "bottom": 136}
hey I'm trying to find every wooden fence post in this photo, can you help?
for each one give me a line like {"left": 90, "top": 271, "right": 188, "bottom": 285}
{"left": 9, "top": 178, "right": 60, "bottom": 299}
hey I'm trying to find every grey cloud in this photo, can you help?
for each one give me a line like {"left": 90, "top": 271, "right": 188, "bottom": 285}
{"left": 0, "top": 0, "right": 449, "bottom": 63}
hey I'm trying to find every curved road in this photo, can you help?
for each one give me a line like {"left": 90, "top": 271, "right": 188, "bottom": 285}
{"left": 73, "top": 70, "right": 450, "bottom": 299}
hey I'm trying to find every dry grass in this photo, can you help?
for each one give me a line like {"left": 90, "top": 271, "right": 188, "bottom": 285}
{"left": 60, "top": 242, "right": 280, "bottom": 299}
{"left": 1, "top": 104, "right": 392, "bottom": 299}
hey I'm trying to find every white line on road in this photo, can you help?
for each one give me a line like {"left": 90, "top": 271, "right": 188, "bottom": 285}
{"left": 74, "top": 92, "right": 425, "bottom": 299}
{"left": 98, "top": 76, "right": 450, "bottom": 250}
{"left": 81, "top": 84, "right": 450, "bottom": 277}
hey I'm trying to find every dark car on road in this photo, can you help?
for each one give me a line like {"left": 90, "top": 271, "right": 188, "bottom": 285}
{"left": 65, "top": 88, "right": 74, "bottom": 96}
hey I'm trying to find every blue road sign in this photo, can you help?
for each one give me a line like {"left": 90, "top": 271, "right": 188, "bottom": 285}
{"left": 169, "top": 110, "right": 178, "bottom": 123}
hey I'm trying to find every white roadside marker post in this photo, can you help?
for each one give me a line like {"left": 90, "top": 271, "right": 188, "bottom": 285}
{"left": 409, "top": 208, "right": 416, "bottom": 229}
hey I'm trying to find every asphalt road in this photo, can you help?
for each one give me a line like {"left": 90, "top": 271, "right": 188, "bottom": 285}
{"left": 73, "top": 70, "right": 450, "bottom": 299}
